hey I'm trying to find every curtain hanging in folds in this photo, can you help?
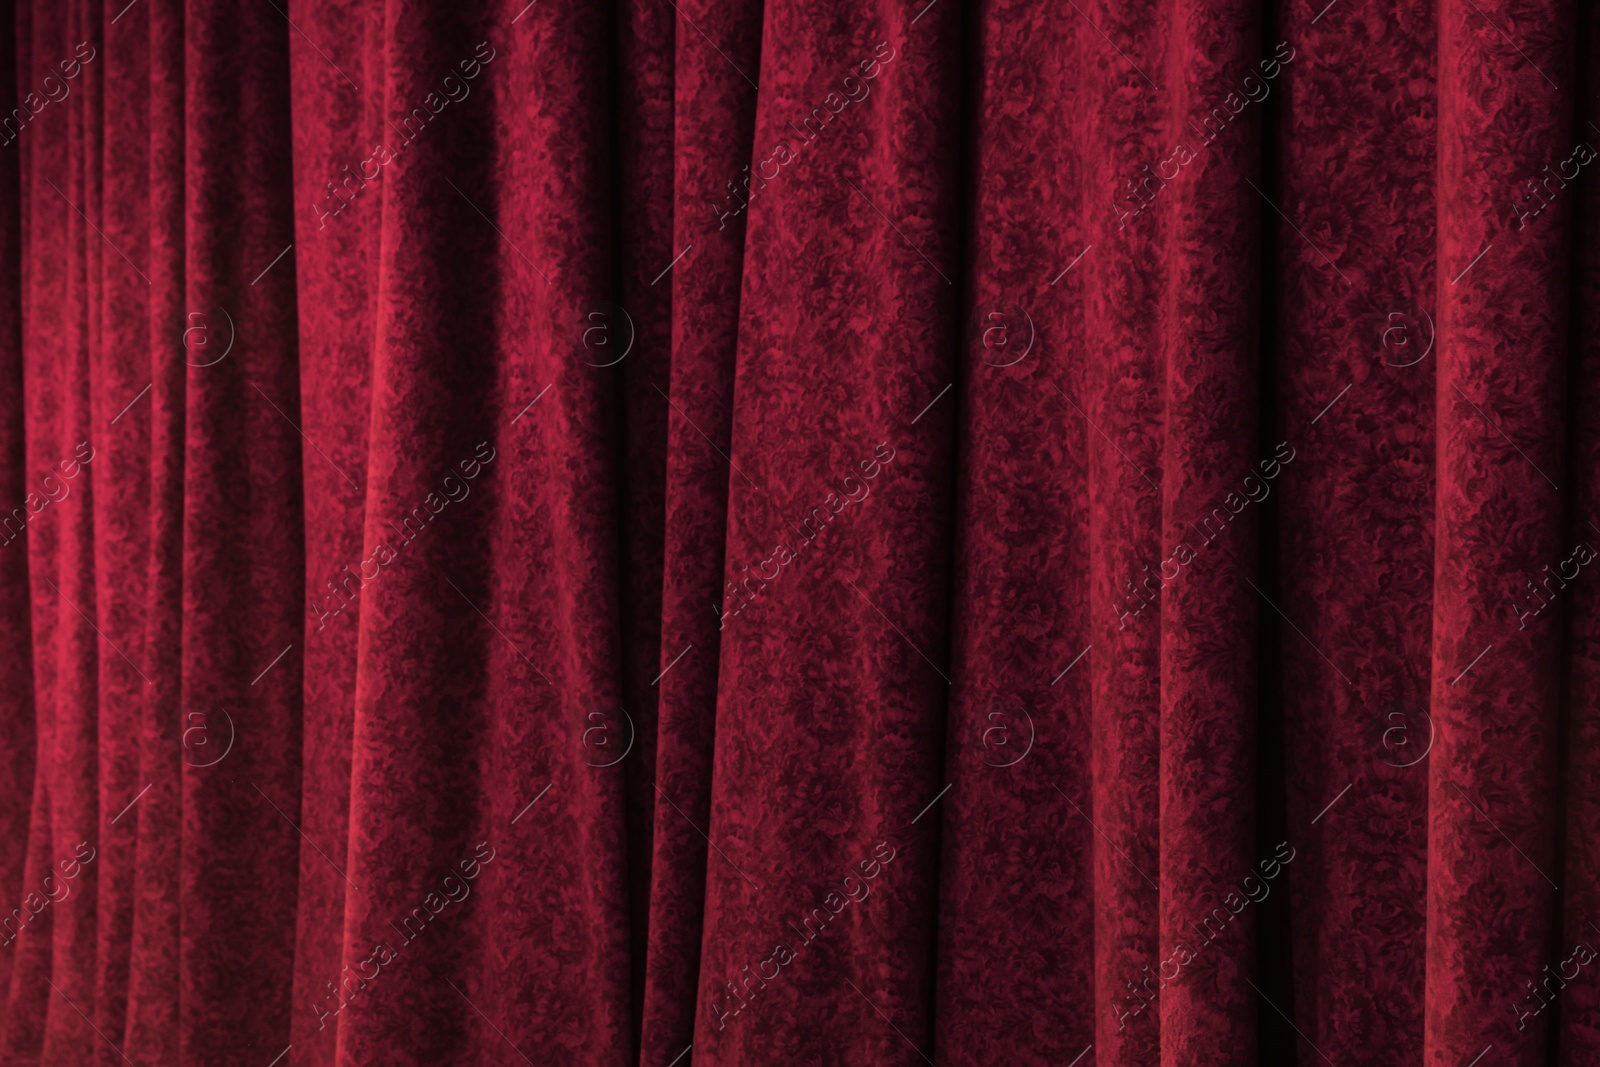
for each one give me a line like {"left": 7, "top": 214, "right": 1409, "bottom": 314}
{"left": 1, "top": 0, "right": 1597, "bottom": 1064}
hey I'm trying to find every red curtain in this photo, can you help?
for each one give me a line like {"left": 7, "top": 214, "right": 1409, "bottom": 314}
{"left": 1, "top": 0, "right": 1597, "bottom": 1065}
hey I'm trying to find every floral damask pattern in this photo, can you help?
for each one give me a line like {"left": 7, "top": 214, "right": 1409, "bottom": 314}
{"left": 0, "top": 0, "right": 1597, "bottom": 1065}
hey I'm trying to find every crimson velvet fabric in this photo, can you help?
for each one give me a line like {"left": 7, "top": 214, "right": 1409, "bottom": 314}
{"left": 2, "top": 0, "right": 1599, "bottom": 1065}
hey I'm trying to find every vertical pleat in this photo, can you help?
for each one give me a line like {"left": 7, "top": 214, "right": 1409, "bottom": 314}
{"left": 4, "top": 0, "right": 1600, "bottom": 1062}
{"left": 92, "top": 0, "right": 150, "bottom": 1060}
{"left": 687, "top": 0, "right": 961, "bottom": 1060}
{"left": 330, "top": 3, "right": 503, "bottom": 1061}
{"left": 482, "top": 0, "right": 633, "bottom": 1061}
{"left": 637, "top": 0, "right": 759, "bottom": 1059}
{"left": 1074, "top": 0, "right": 1169, "bottom": 1062}
{"left": 123, "top": 0, "right": 184, "bottom": 1062}
{"left": 9, "top": 2, "right": 101, "bottom": 1063}
{"left": 52, "top": 1, "right": 101, "bottom": 1040}
{"left": 479, "top": 0, "right": 636, "bottom": 1054}
{"left": 0, "top": 8, "right": 50, "bottom": 1058}
{"left": 1154, "top": 0, "right": 1263, "bottom": 1061}
{"left": 328, "top": 0, "right": 634, "bottom": 1063}
{"left": 932, "top": 0, "right": 1096, "bottom": 1062}
{"left": 612, "top": 0, "right": 674, "bottom": 1040}
{"left": 0, "top": 0, "right": 34, "bottom": 1039}
{"left": 1557, "top": 11, "right": 1600, "bottom": 1065}
{"left": 1275, "top": 0, "right": 1438, "bottom": 1061}
{"left": 177, "top": 0, "right": 303, "bottom": 1061}
{"left": 281, "top": 1, "right": 376, "bottom": 1064}
{"left": 1428, "top": 0, "right": 1575, "bottom": 1062}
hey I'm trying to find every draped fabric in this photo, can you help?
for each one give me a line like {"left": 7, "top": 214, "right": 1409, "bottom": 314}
{"left": 1, "top": 0, "right": 1598, "bottom": 1065}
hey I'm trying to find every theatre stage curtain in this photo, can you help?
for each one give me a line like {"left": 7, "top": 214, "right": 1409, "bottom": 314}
{"left": 0, "top": 0, "right": 1597, "bottom": 1065}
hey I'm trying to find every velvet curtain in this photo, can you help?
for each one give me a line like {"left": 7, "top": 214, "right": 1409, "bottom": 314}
{"left": 2, "top": 0, "right": 1598, "bottom": 1065}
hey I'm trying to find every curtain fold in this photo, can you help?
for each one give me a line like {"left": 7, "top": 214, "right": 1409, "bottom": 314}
{"left": 2, "top": 0, "right": 1598, "bottom": 1065}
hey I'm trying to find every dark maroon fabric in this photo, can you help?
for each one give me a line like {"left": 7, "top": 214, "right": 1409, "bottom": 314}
{"left": 3, "top": 1, "right": 1600, "bottom": 1066}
